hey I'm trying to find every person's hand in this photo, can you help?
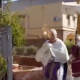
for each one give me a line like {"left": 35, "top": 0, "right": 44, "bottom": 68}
{"left": 69, "top": 54, "right": 75, "bottom": 63}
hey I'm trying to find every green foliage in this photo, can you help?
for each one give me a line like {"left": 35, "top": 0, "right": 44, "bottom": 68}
{"left": 11, "top": 13, "right": 25, "bottom": 46}
{"left": 12, "top": 46, "right": 38, "bottom": 56}
{"left": 65, "top": 40, "right": 75, "bottom": 54}
{"left": 0, "top": 5, "right": 24, "bottom": 46}
{"left": 0, "top": 55, "right": 7, "bottom": 79}
{"left": 12, "top": 47, "right": 17, "bottom": 55}
{"left": 12, "top": 46, "right": 27, "bottom": 55}
{"left": 27, "top": 45, "right": 38, "bottom": 56}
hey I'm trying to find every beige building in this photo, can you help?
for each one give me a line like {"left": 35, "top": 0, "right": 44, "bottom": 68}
{"left": 4, "top": 0, "right": 79, "bottom": 46}
{"left": 21, "top": 1, "right": 80, "bottom": 46}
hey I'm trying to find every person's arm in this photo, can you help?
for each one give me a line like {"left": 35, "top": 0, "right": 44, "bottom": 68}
{"left": 35, "top": 41, "right": 49, "bottom": 62}
{"left": 69, "top": 54, "right": 75, "bottom": 62}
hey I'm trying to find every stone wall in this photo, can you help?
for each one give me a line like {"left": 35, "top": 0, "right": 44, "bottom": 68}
{"left": 13, "top": 56, "right": 43, "bottom": 80}
{"left": 13, "top": 67, "right": 43, "bottom": 80}
{"left": 13, "top": 56, "right": 42, "bottom": 67}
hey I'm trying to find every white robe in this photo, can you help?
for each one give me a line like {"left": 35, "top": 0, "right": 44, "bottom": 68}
{"left": 35, "top": 38, "right": 69, "bottom": 66}
{"left": 35, "top": 38, "right": 69, "bottom": 80}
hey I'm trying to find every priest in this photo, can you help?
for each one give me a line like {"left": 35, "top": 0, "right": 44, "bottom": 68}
{"left": 35, "top": 29, "right": 69, "bottom": 80}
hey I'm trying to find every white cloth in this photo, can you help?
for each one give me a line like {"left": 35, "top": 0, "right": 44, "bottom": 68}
{"left": 57, "top": 64, "right": 64, "bottom": 80}
{"left": 35, "top": 38, "right": 69, "bottom": 66}
{"left": 66, "top": 65, "right": 74, "bottom": 80}
{"left": 35, "top": 41, "right": 51, "bottom": 66}
{"left": 74, "top": 77, "right": 80, "bottom": 80}
{"left": 50, "top": 39, "right": 69, "bottom": 63}
{"left": 77, "top": 41, "right": 80, "bottom": 47}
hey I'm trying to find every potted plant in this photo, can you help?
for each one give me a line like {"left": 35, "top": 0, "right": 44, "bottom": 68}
{"left": 0, "top": 55, "right": 7, "bottom": 80}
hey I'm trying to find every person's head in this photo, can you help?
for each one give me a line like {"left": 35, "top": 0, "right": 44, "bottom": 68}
{"left": 47, "top": 29, "right": 57, "bottom": 42}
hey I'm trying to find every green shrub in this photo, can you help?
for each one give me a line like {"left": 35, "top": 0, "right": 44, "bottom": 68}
{"left": 0, "top": 55, "right": 7, "bottom": 79}
{"left": 12, "top": 47, "right": 17, "bottom": 55}
{"left": 65, "top": 40, "right": 75, "bottom": 54}
{"left": 12, "top": 46, "right": 27, "bottom": 55}
{"left": 12, "top": 46, "right": 38, "bottom": 56}
{"left": 25, "top": 45, "right": 38, "bottom": 56}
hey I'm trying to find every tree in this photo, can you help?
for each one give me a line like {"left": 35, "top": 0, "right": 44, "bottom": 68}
{"left": 0, "top": 3, "right": 25, "bottom": 46}
{"left": 11, "top": 13, "right": 25, "bottom": 46}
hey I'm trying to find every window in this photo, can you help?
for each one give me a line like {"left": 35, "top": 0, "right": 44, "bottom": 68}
{"left": 18, "top": 14, "right": 25, "bottom": 18}
{"left": 73, "top": 16, "right": 76, "bottom": 28}
{"left": 53, "top": 17, "right": 60, "bottom": 22}
{"left": 66, "top": 15, "right": 70, "bottom": 25}
{"left": 73, "top": 16, "right": 75, "bottom": 21}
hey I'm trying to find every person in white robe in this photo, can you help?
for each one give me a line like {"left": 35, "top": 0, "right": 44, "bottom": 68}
{"left": 35, "top": 29, "right": 69, "bottom": 80}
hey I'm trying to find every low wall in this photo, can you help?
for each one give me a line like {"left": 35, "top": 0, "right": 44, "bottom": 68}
{"left": 13, "top": 56, "right": 43, "bottom": 80}
{"left": 13, "top": 56, "right": 42, "bottom": 67}
{"left": 13, "top": 67, "right": 43, "bottom": 80}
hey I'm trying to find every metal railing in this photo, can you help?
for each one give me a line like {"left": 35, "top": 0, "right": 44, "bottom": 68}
{"left": 0, "top": 27, "right": 12, "bottom": 80}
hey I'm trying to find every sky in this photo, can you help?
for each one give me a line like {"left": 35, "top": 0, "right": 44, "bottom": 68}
{"left": 3, "top": 0, "right": 18, "bottom": 3}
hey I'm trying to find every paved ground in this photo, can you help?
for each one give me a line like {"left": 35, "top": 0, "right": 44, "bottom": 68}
{"left": 66, "top": 66, "right": 80, "bottom": 80}
{"left": 74, "top": 77, "right": 80, "bottom": 80}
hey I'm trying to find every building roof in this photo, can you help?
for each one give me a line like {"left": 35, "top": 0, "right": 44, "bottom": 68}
{"left": 3, "top": 0, "right": 76, "bottom": 12}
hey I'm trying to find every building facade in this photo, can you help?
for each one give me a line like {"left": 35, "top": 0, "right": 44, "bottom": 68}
{"left": 24, "top": 1, "right": 78, "bottom": 44}
{"left": 3, "top": 0, "right": 79, "bottom": 47}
